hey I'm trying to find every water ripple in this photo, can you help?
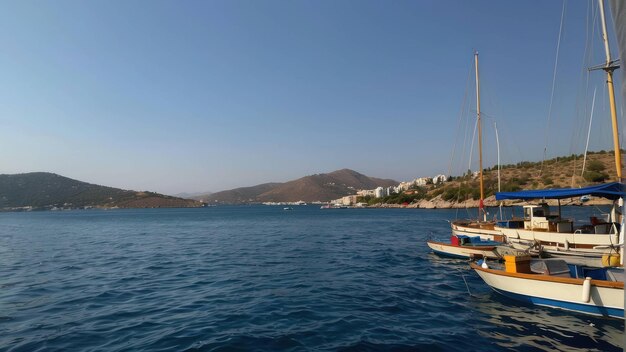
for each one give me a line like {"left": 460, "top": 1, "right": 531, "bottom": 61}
{"left": 0, "top": 206, "right": 622, "bottom": 351}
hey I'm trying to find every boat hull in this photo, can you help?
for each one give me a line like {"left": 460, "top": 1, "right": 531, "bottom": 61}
{"left": 427, "top": 241, "right": 500, "bottom": 259}
{"left": 451, "top": 221, "right": 504, "bottom": 241}
{"left": 471, "top": 263, "right": 624, "bottom": 319}
{"left": 499, "top": 227, "right": 620, "bottom": 261}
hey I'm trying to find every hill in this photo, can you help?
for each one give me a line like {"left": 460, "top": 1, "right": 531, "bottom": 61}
{"left": 197, "top": 169, "right": 397, "bottom": 204}
{"left": 440, "top": 150, "right": 620, "bottom": 201}
{"left": 198, "top": 183, "right": 282, "bottom": 204}
{"left": 0, "top": 172, "right": 203, "bottom": 210}
{"left": 361, "top": 150, "right": 622, "bottom": 207}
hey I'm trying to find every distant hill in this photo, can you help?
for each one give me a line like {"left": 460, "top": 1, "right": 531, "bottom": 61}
{"left": 197, "top": 169, "right": 397, "bottom": 204}
{"left": 0, "top": 172, "right": 203, "bottom": 210}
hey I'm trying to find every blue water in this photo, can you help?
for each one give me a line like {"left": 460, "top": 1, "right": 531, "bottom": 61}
{"left": 0, "top": 206, "right": 623, "bottom": 351}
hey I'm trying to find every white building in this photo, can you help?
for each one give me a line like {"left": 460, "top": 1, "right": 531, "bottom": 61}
{"left": 339, "top": 195, "right": 358, "bottom": 205}
{"left": 397, "top": 181, "right": 413, "bottom": 191}
{"left": 357, "top": 189, "right": 376, "bottom": 197}
{"left": 415, "top": 177, "right": 430, "bottom": 186}
{"left": 433, "top": 174, "right": 447, "bottom": 184}
{"left": 375, "top": 187, "right": 385, "bottom": 198}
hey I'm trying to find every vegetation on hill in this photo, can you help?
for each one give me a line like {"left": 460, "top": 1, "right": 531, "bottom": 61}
{"left": 358, "top": 150, "right": 621, "bottom": 205}
{"left": 0, "top": 172, "right": 202, "bottom": 210}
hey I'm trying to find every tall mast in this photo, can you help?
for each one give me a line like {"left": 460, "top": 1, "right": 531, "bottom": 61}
{"left": 598, "top": 0, "right": 623, "bottom": 266}
{"left": 598, "top": 0, "right": 622, "bottom": 180}
{"left": 475, "top": 51, "right": 486, "bottom": 221}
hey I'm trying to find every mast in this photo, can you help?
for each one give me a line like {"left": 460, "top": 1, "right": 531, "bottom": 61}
{"left": 475, "top": 51, "right": 486, "bottom": 221}
{"left": 599, "top": 1, "right": 623, "bottom": 266}
{"left": 598, "top": 0, "right": 622, "bottom": 180}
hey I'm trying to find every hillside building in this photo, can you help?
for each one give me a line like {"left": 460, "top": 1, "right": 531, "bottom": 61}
{"left": 433, "top": 174, "right": 447, "bottom": 184}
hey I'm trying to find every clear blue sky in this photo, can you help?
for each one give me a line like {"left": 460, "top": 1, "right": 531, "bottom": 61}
{"left": 0, "top": 1, "right": 622, "bottom": 195}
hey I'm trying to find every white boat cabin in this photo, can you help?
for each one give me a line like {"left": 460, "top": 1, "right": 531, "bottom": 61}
{"left": 520, "top": 202, "right": 619, "bottom": 234}
{"left": 522, "top": 203, "right": 573, "bottom": 233}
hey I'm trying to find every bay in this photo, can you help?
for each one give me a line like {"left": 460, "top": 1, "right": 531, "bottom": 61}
{"left": 0, "top": 206, "right": 623, "bottom": 351}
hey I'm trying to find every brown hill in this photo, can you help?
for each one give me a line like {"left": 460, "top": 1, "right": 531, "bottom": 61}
{"left": 196, "top": 183, "right": 281, "bottom": 204}
{"left": 198, "top": 169, "right": 397, "bottom": 204}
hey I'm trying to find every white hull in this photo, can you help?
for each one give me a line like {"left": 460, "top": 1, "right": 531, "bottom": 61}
{"left": 427, "top": 241, "right": 500, "bottom": 259}
{"left": 499, "top": 227, "right": 619, "bottom": 257}
{"left": 471, "top": 263, "right": 624, "bottom": 319}
{"left": 451, "top": 221, "right": 503, "bottom": 241}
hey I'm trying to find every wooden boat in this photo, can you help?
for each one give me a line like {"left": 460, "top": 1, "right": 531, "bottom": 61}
{"left": 451, "top": 219, "right": 504, "bottom": 241}
{"left": 473, "top": 0, "right": 624, "bottom": 320}
{"left": 427, "top": 235, "right": 501, "bottom": 259}
{"left": 471, "top": 255, "right": 624, "bottom": 319}
{"left": 494, "top": 0, "right": 625, "bottom": 267}
{"left": 449, "top": 52, "right": 504, "bottom": 242}
{"left": 494, "top": 183, "right": 624, "bottom": 265}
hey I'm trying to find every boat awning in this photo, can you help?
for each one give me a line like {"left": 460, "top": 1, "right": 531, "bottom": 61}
{"left": 495, "top": 182, "right": 625, "bottom": 201}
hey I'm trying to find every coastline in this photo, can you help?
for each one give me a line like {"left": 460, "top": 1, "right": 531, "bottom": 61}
{"left": 366, "top": 195, "right": 613, "bottom": 209}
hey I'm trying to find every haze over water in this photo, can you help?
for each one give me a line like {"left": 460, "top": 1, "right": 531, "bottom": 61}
{"left": 0, "top": 206, "right": 622, "bottom": 351}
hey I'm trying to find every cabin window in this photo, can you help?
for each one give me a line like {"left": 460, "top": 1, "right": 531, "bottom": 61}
{"left": 524, "top": 208, "right": 531, "bottom": 219}
{"left": 533, "top": 209, "right": 545, "bottom": 217}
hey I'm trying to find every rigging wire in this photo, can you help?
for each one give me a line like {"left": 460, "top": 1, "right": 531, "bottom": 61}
{"left": 582, "top": 86, "right": 598, "bottom": 176}
{"left": 451, "top": 55, "right": 475, "bottom": 219}
{"left": 468, "top": 114, "right": 478, "bottom": 173}
{"left": 570, "top": 0, "right": 597, "bottom": 186}
{"left": 448, "top": 58, "right": 475, "bottom": 179}
{"left": 541, "top": 0, "right": 567, "bottom": 175}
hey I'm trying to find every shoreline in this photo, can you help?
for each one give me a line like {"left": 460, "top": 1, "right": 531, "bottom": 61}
{"left": 364, "top": 195, "right": 613, "bottom": 209}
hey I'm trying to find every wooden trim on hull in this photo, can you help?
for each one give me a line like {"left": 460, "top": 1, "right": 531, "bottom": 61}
{"left": 427, "top": 241, "right": 500, "bottom": 259}
{"left": 470, "top": 262, "right": 623, "bottom": 289}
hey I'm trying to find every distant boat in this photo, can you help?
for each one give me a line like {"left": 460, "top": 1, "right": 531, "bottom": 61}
{"left": 283, "top": 207, "right": 293, "bottom": 211}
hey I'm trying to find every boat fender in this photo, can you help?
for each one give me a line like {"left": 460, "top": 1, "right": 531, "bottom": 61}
{"left": 481, "top": 260, "right": 489, "bottom": 269}
{"left": 564, "top": 240, "right": 569, "bottom": 251}
{"left": 581, "top": 277, "right": 591, "bottom": 303}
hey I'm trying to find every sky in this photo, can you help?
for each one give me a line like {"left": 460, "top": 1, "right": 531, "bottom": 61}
{"left": 0, "top": 0, "right": 623, "bottom": 195}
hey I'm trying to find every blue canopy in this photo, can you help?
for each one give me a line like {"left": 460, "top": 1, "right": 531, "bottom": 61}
{"left": 495, "top": 182, "right": 625, "bottom": 201}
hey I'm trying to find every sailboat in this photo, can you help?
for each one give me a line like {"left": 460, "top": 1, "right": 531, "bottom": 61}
{"left": 492, "top": 2, "right": 625, "bottom": 266}
{"left": 449, "top": 52, "right": 504, "bottom": 242}
{"left": 428, "top": 52, "right": 509, "bottom": 259}
{"left": 471, "top": 0, "right": 624, "bottom": 320}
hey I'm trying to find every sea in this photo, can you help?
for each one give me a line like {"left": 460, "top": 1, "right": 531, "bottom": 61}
{"left": 0, "top": 205, "right": 623, "bottom": 351}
